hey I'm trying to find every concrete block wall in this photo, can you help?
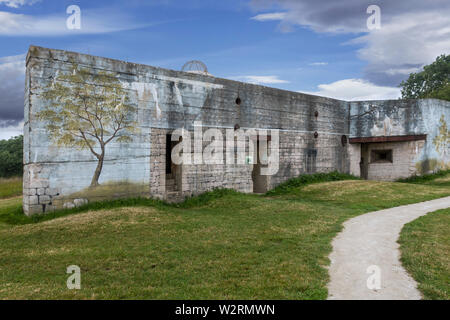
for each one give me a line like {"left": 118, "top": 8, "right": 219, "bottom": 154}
{"left": 349, "top": 99, "right": 450, "bottom": 179}
{"left": 180, "top": 131, "right": 253, "bottom": 198}
{"left": 364, "top": 140, "right": 426, "bottom": 181}
{"left": 24, "top": 46, "right": 353, "bottom": 215}
{"left": 149, "top": 128, "right": 167, "bottom": 200}
{"left": 24, "top": 46, "right": 448, "bottom": 214}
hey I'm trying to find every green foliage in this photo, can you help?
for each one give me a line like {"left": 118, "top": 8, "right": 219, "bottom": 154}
{"left": 266, "top": 171, "right": 359, "bottom": 196}
{"left": 400, "top": 54, "right": 450, "bottom": 101}
{"left": 0, "top": 135, "right": 23, "bottom": 178}
{"left": 397, "top": 170, "right": 450, "bottom": 185}
{"left": 428, "top": 83, "right": 450, "bottom": 101}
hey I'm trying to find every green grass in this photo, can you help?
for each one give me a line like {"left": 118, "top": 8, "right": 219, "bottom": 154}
{"left": 397, "top": 170, "right": 450, "bottom": 187}
{"left": 399, "top": 209, "right": 450, "bottom": 300}
{"left": 266, "top": 171, "right": 359, "bottom": 196}
{"left": 0, "top": 177, "right": 22, "bottom": 199}
{"left": 0, "top": 196, "right": 166, "bottom": 226}
{"left": 0, "top": 174, "right": 449, "bottom": 299}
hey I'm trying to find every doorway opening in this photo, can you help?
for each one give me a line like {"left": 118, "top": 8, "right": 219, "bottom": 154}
{"left": 360, "top": 144, "right": 369, "bottom": 180}
{"left": 252, "top": 137, "right": 271, "bottom": 193}
{"left": 165, "top": 134, "right": 181, "bottom": 193}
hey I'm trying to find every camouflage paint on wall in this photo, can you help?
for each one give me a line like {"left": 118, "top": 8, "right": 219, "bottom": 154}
{"left": 349, "top": 99, "right": 450, "bottom": 176}
{"left": 23, "top": 46, "right": 450, "bottom": 215}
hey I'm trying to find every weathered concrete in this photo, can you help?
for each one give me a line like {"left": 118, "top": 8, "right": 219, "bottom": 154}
{"left": 328, "top": 196, "right": 450, "bottom": 300}
{"left": 23, "top": 46, "right": 450, "bottom": 215}
{"left": 23, "top": 46, "right": 351, "bottom": 215}
{"left": 349, "top": 99, "right": 450, "bottom": 180}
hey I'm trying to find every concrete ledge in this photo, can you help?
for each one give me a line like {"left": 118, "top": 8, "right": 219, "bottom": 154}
{"left": 349, "top": 134, "right": 427, "bottom": 144}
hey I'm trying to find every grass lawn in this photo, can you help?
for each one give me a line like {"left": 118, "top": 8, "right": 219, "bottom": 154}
{"left": 397, "top": 170, "right": 450, "bottom": 187}
{"left": 0, "top": 177, "right": 22, "bottom": 199}
{"left": 399, "top": 208, "right": 450, "bottom": 300}
{"left": 0, "top": 176, "right": 449, "bottom": 299}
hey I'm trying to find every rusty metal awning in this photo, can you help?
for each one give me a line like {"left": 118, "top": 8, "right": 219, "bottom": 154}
{"left": 349, "top": 134, "right": 427, "bottom": 144}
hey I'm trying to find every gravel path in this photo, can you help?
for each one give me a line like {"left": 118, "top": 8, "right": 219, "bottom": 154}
{"left": 327, "top": 196, "right": 450, "bottom": 300}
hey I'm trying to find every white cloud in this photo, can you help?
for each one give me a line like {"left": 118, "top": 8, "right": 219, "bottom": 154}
{"left": 251, "top": 12, "right": 286, "bottom": 21}
{"left": 0, "top": 9, "right": 157, "bottom": 36}
{"left": 233, "top": 75, "right": 289, "bottom": 84}
{"left": 250, "top": 0, "right": 450, "bottom": 86}
{"left": 353, "top": 11, "right": 450, "bottom": 85}
{"left": 302, "top": 79, "right": 401, "bottom": 101}
{"left": 0, "top": 0, "right": 39, "bottom": 8}
{"left": 0, "top": 121, "right": 23, "bottom": 140}
{"left": 309, "top": 62, "right": 328, "bottom": 66}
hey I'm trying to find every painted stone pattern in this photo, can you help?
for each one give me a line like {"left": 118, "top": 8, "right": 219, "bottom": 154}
{"left": 23, "top": 46, "right": 450, "bottom": 215}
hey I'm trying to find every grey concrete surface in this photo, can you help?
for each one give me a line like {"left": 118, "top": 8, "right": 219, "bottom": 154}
{"left": 327, "top": 196, "right": 450, "bottom": 300}
{"left": 24, "top": 46, "right": 450, "bottom": 215}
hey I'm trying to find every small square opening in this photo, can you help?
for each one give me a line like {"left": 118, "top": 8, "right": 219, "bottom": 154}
{"left": 371, "top": 149, "right": 393, "bottom": 163}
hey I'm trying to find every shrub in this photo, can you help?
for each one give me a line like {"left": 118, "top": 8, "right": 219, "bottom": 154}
{"left": 0, "top": 135, "right": 23, "bottom": 178}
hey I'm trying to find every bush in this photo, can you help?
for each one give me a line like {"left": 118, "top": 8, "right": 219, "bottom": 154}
{"left": 400, "top": 54, "right": 450, "bottom": 101}
{"left": 0, "top": 135, "right": 23, "bottom": 178}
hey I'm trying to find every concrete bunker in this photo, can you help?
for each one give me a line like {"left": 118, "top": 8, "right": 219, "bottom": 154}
{"left": 22, "top": 46, "right": 450, "bottom": 215}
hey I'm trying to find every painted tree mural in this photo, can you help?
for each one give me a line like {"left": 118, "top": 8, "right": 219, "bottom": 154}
{"left": 433, "top": 115, "right": 450, "bottom": 160}
{"left": 38, "top": 63, "right": 138, "bottom": 187}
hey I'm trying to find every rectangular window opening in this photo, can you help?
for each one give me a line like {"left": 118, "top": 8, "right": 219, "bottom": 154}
{"left": 371, "top": 149, "right": 393, "bottom": 163}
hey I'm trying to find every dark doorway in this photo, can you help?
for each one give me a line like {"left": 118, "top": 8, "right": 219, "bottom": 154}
{"left": 360, "top": 144, "right": 369, "bottom": 180}
{"left": 252, "top": 137, "right": 270, "bottom": 193}
{"left": 166, "top": 134, "right": 172, "bottom": 174}
{"left": 165, "top": 133, "right": 181, "bottom": 192}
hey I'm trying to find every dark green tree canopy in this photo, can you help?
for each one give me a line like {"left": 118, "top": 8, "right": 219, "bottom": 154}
{"left": 0, "top": 135, "right": 23, "bottom": 178}
{"left": 400, "top": 54, "right": 450, "bottom": 101}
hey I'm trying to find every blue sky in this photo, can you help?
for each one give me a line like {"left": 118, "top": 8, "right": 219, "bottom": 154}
{"left": 1, "top": 0, "right": 449, "bottom": 139}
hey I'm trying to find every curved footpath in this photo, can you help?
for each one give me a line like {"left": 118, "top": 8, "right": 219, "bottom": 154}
{"left": 327, "top": 196, "right": 450, "bottom": 300}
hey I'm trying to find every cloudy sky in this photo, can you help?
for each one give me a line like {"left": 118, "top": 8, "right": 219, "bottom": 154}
{"left": 1, "top": 0, "right": 449, "bottom": 139}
